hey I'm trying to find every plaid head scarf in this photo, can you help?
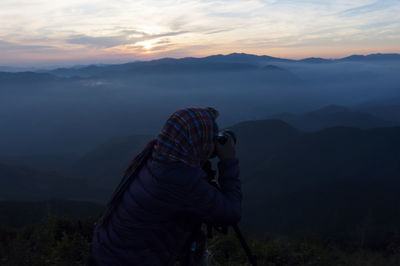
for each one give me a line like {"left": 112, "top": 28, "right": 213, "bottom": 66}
{"left": 152, "top": 107, "right": 219, "bottom": 168}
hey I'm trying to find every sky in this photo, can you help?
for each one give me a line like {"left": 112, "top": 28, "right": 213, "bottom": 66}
{"left": 0, "top": 0, "right": 400, "bottom": 67}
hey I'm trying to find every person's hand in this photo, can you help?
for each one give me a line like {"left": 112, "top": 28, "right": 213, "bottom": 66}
{"left": 216, "top": 133, "right": 236, "bottom": 160}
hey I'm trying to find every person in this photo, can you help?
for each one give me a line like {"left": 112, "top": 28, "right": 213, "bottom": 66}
{"left": 89, "top": 107, "right": 242, "bottom": 266}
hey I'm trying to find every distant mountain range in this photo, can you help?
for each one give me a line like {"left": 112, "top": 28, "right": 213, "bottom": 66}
{"left": 268, "top": 105, "right": 398, "bottom": 131}
{"left": 355, "top": 96, "right": 400, "bottom": 123}
{"left": 0, "top": 71, "right": 57, "bottom": 82}
{"left": 0, "top": 153, "right": 79, "bottom": 173}
{"left": 1, "top": 52, "right": 398, "bottom": 78}
{"left": 231, "top": 119, "right": 400, "bottom": 238}
{"left": 70, "top": 134, "right": 154, "bottom": 195}
{"left": 45, "top": 52, "right": 400, "bottom": 78}
{"left": 44, "top": 54, "right": 293, "bottom": 78}
{"left": 298, "top": 53, "right": 400, "bottom": 63}
{"left": 0, "top": 162, "right": 101, "bottom": 201}
{"left": 0, "top": 66, "right": 38, "bottom": 72}
{"left": 1, "top": 51, "right": 400, "bottom": 158}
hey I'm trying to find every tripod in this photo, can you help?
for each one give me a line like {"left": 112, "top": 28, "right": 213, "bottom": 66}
{"left": 198, "top": 160, "right": 258, "bottom": 266}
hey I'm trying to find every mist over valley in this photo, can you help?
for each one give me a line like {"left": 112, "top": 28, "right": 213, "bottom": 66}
{"left": 1, "top": 53, "right": 400, "bottom": 156}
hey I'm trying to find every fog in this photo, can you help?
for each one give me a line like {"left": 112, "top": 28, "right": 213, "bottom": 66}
{"left": 276, "top": 61, "right": 400, "bottom": 104}
{"left": 1, "top": 55, "right": 399, "bottom": 156}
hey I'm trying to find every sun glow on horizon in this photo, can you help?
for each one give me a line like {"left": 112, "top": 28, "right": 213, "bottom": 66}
{"left": 135, "top": 39, "right": 160, "bottom": 51}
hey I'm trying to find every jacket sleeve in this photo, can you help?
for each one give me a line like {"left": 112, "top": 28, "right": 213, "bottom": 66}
{"left": 185, "top": 157, "right": 242, "bottom": 225}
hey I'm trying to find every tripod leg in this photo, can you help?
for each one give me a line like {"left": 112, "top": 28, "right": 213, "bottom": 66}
{"left": 232, "top": 225, "right": 258, "bottom": 266}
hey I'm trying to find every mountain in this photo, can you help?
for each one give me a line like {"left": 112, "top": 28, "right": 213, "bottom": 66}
{"left": 48, "top": 52, "right": 400, "bottom": 77}
{"left": 0, "top": 71, "right": 57, "bottom": 82}
{"left": 340, "top": 53, "right": 400, "bottom": 62}
{"left": 0, "top": 153, "right": 79, "bottom": 173}
{"left": 48, "top": 53, "right": 291, "bottom": 78}
{"left": 229, "top": 120, "right": 400, "bottom": 238}
{"left": 298, "top": 54, "right": 400, "bottom": 63}
{"left": 0, "top": 163, "right": 100, "bottom": 201}
{"left": 0, "top": 66, "right": 37, "bottom": 72}
{"left": 268, "top": 105, "right": 397, "bottom": 131}
{"left": 3, "top": 53, "right": 398, "bottom": 79}
{"left": 202, "top": 53, "right": 293, "bottom": 64}
{"left": 71, "top": 134, "right": 154, "bottom": 194}
{"left": 46, "top": 52, "right": 400, "bottom": 78}
{"left": 226, "top": 119, "right": 301, "bottom": 178}
{"left": 263, "top": 64, "right": 286, "bottom": 71}
{"left": 298, "top": 57, "right": 333, "bottom": 63}
{"left": 354, "top": 97, "right": 400, "bottom": 122}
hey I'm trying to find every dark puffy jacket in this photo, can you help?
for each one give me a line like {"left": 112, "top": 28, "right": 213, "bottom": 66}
{"left": 91, "top": 157, "right": 241, "bottom": 266}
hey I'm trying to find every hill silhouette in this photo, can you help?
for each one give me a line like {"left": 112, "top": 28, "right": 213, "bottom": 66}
{"left": 0, "top": 153, "right": 78, "bottom": 173}
{"left": 229, "top": 120, "right": 400, "bottom": 239}
{"left": 340, "top": 53, "right": 400, "bottom": 62}
{"left": 268, "top": 105, "right": 397, "bottom": 131}
{"left": 47, "top": 53, "right": 292, "bottom": 77}
{"left": 70, "top": 134, "right": 154, "bottom": 196}
{"left": 355, "top": 97, "right": 400, "bottom": 122}
{"left": 0, "top": 71, "right": 56, "bottom": 82}
{"left": 44, "top": 52, "right": 400, "bottom": 78}
{"left": 0, "top": 163, "right": 99, "bottom": 201}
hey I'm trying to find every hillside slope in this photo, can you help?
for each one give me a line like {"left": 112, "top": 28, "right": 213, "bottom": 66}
{"left": 0, "top": 163, "right": 99, "bottom": 201}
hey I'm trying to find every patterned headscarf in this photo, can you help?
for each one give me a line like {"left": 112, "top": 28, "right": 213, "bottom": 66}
{"left": 152, "top": 107, "right": 219, "bottom": 168}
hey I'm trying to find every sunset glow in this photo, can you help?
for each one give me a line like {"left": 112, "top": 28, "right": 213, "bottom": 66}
{"left": 1, "top": 0, "right": 400, "bottom": 66}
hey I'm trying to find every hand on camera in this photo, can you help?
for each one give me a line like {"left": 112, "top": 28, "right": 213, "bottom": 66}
{"left": 216, "top": 133, "right": 236, "bottom": 160}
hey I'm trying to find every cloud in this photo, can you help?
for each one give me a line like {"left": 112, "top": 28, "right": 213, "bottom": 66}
{"left": 339, "top": 1, "right": 395, "bottom": 17}
{"left": 206, "top": 28, "right": 235, "bottom": 35}
{"left": 153, "top": 31, "right": 189, "bottom": 38}
{"left": 67, "top": 35, "right": 134, "bottom": 48}
{"left": 0, "top": 40, "right": 54, "bottom": 50}
{"left": 168, "top": 16, "right": 189, "bottom": 31}
{"left": 66, "top": 30, "right": 189, "bottom": 48}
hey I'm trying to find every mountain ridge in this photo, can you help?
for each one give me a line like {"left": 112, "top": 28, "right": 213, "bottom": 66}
{"left": 1, "top": 52, "right": 398, "bottom": 76}
{"left": 47, "top": 52, "right": 400, "bottom": 77}
{"left": 268, "top": 105, "right": 398, "bottom": 131}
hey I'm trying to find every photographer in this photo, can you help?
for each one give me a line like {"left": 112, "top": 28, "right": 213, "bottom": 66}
{"left": 89, "top": 107, "right": 242, "bottom": 266}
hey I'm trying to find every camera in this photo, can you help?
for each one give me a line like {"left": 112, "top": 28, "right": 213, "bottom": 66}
{"left": 216, "top": 130, "right": 237, "bottom": 145}
{"left": 209, "top": 130, "right": 237, "bottom": 158}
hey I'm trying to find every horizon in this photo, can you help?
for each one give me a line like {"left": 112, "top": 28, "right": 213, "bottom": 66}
{"left": 1, "top": 0, "right": 400, "bottom": 67}
{"left": 1, "top": 51, "right": 400, "bottom": 69}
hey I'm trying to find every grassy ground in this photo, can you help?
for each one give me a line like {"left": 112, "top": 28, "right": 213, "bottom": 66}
{"left": 1, "top": 216, "right": 400, "bottom": 266}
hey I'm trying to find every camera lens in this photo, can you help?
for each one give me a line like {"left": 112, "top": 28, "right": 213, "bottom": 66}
{"left": 216, "top": 130, "right": 237, "bottom": 145}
